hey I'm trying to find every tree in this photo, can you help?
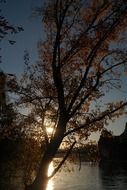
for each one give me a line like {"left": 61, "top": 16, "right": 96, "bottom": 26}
{"left": 0, "top": 71, "right": 18, "bottom": 139}
{"left": 17, "top": 0, "right": 127, "bottom": 190}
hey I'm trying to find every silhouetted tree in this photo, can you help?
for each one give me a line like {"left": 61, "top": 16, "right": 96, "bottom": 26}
{"left": 17, "top": 1, "right": 127, "bottom": 190}
{"left": 0, "top": 71, "right": 18, "bottom": 139}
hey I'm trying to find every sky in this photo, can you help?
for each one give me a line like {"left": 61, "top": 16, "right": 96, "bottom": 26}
{"left": 1, "top": 0, "right": 127, "bottom": 138}
{"left": 1, "top": 0, "right": 43, "bottom": 76}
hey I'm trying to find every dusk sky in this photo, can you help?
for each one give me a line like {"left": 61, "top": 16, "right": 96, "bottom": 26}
{"left": 1, "top": 0, "right": 127, "bottom": 138}
{"left": 1, "top": 0, "right": 43, "bottom": 75}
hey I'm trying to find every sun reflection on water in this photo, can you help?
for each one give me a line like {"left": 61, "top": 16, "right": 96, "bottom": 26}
{"left": 46, "top": 162, "right": 54, "bottom": 190}
{"left": 46, "top": 179, "right": 54, "bottom": 190}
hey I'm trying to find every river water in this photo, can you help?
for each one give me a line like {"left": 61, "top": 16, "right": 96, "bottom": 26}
{"left": 47, "top": 161, "right": 127, "bottom": 190}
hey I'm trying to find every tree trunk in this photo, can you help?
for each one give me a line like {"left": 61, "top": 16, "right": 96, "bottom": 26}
{"left": 25, "top": 134, "right": 64, "bottom": 190}
{"left": 26, "top": 119, "right": 67, "bottom": 190}
{"left": 25, "top": 158, "right": 50, "bottom": 190}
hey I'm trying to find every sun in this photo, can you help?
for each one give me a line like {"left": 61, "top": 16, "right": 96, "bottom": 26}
{"left": 46, "top": 127, "right": 53, "bottom": 135}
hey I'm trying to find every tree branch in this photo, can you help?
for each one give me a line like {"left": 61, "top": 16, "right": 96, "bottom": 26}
{"left": 64, "top": 102, "right": 127, "bottom": 137}
{"left": 48, "top": 140, "right": 76, "bottom": 179}
{"left": 101, "top": 60, "right": 127, "bottom": 76}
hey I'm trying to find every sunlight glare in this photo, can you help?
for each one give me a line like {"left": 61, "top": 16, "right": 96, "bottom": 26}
{"left": 46, "top": 179, "right": 54, "bottom": 190}
{"left": 46, "top": 162, "right": 54, "bottom": 190}
{"left": 46, "top": 127, "right": 53, "bottom": 135}
{"left": 48, "top": 162, "right": 54, "bottom": 177}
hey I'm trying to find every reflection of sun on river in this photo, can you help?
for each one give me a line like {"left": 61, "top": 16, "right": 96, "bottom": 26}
{"left": 46, "top": 162, "right": 54, "bottom": 190}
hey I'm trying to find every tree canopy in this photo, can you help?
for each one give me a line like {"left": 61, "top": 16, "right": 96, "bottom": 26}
{"left": 19, "top": 0, "right": 127, "bottom": 145}
{"left": 14, "top": 0, "right": 127, "bottom": 189}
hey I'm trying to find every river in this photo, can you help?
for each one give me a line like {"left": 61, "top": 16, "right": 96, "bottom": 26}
{"left": 47, "top": 161, "right": 127, "bottom": 190}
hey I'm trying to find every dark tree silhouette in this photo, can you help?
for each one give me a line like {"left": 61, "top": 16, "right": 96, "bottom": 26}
{"left": 16, "top": 1, "right": 127, "bottom": 190}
